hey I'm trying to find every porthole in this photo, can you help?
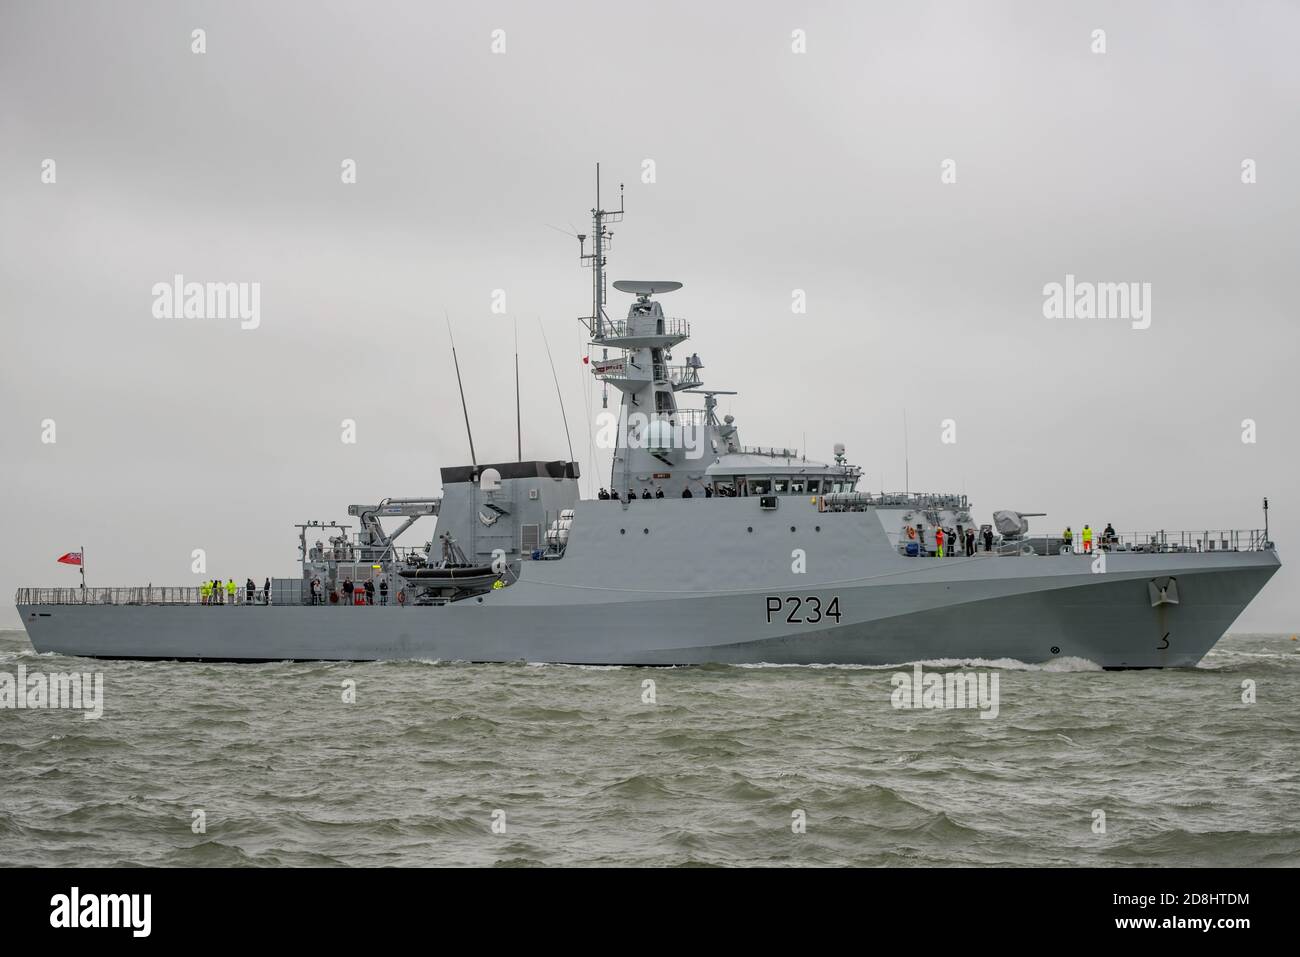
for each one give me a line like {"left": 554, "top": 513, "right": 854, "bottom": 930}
{"left": 790, "top": 526, "right": 796, "bottom": 533}
{"left": 643, "top": 528, "right": 649, "bottom": 535}
{"left": 747, "top": 526, "right": 753, "bottom": 533}
{"left": 815, "top": 525, "right": 821, "bottom": 532}
{"left": 620, "top": 529, "right": 626, "bottom": 535}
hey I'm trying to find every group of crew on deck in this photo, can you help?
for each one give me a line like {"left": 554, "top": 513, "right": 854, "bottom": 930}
{"left": 907, "top": 522, "right": 1121, "bottom": 558}
{"left": 596, "top": 486, "right": 715, "bottom": 500}
{"left": 308, "top": 575, "right": 391, "bottom": 606}
{"left": 910, "top": 525, "right": 991, "bottom": 558}
{"left": 1061, "top": 523, "right": 1118, "bottom": 553}
{"left": 200, "top": 577, "right": 271, "bottom": 604}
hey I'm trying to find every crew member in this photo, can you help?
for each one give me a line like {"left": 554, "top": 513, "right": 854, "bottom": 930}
{"left": 379, "top": 578, "right": 389, "bottom": 605}
{"left": 935, "top": 526, "right": 945, "bottom": 558}
{"left": 364, "top": 578, "right": 375, "bottom": 606}
{"left": 1063, "top": 526, "right": 1073, "bottom": 553}
{"left": 1082, "top": 525, "right": 1093, "bottom": 554}
{"left": 200, "top": 579, "right": 211, "bottom": 605}
{"left": 682, "top": 487, "right": 693, "bottom": 498}
{"left": 226, "top": 578, "right": 237, "bottom": 605}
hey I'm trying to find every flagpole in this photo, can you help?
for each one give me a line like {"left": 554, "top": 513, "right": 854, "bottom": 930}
{"left": 80, "top": 544, "right": 85, "bottom": 593}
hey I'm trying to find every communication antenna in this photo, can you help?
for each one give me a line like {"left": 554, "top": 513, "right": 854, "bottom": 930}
{"left": 445, "top": 313, "right": 477, "bottom": 468}
{"left": 514, "top": 319, "right": 522, "bottom": 462}
{"left": 903, "top": 409, "right": 910, "bottom": 495}
{"left": 537, "top": 318, "right": 575, "bottom": 464}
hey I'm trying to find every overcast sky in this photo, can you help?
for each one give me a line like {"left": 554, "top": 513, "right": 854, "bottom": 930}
{"left": 1, "top": 0, "right": 1297, "bottom": 630}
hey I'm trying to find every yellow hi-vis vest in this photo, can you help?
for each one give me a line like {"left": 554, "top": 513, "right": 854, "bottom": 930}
{"left": 201, "top": 582, "right": 211, "bottom": 597}
{"left": 226, "top": 580, "right": 236, "bottom": 594}
{"left": 1082, "top": 527, "right": 1092, "bottom": 542}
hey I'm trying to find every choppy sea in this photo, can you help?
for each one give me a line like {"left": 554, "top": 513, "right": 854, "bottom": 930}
{"left": 1, "top": 630, "right": 1297, "bottom": 867}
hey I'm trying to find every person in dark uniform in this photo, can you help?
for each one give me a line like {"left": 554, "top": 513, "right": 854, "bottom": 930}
{"left": 704, "top": 485, "right": 713, "bottom": 498}
{"left": 641, "top": 488, "right": 652, "bottom": 499}
{"left": 655, "top": 487, "right": 664, "bottom": 499}
{"left": 682, "top": 487, "right": 693, "bottom": 498}
{"left": 379, "top": 578, "right": 389, "bottom": 605}
{"left": 364, "top": 578, "right": 375, "bottom": 606}
{"left": 983, "top": 527, "right": 993, "bottom": 552}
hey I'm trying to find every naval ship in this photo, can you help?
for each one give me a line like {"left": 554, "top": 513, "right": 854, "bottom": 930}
{"left": 16, "top": 172, "right": 1280, "bottom": 668}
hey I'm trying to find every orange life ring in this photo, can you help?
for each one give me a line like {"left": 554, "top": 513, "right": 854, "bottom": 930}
{"left": 397, "top": 590, "right": 406, "bottom": 605}
{"left": 906, "top": 526, "right": 917, "bottom": 540}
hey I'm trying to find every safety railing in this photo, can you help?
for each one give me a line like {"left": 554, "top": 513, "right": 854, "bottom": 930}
{"left": 17, "top": 587, "right": 205, "bottom": 605}
{"left": 989, "top": 528, "right": 1272, "bottom": 557}
{"left": 16, "top": 583, "right": 417, "bottom": 608}
{"left": 600, "top": 318, "right": 690, "bottom": 341}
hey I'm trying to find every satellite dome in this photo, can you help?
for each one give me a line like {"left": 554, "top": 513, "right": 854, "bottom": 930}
{"left": 479, "top": 468, "right": 502, "bottom": 491}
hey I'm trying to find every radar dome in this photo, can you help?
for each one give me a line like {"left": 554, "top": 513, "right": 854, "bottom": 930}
{"left": 479, "top": 468, "right": 502, "bottom": 491}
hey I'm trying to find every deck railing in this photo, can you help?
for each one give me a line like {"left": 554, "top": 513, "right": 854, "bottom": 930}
{"left": 985, "top": 528, "right": 1273, "bottom": 556}
{"left": 17, "top": 586, "right": 208, "bottom": 605}
{"left": 15, "top": 584, "right": 400, "bottom": 607}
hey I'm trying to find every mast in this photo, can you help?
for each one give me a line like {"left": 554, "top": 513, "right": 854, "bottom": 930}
{"left": 578, "top": 165, "right": 623, "bottom": 347}
{"left": 446, "top": 315, "right": 477, "bottom": 468}
{"left": 514, "top": 319, "right": 522, "bottom": 462}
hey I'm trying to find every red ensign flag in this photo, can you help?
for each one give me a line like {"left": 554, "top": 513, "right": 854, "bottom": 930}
{"left": 57, "top": 552, "right": 83, "bottom": 566}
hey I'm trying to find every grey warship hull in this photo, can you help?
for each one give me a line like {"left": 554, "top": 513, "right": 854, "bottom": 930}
{"left": 15, "top": 175, "right": 1281, "bottom": 668}
{"left": 18, "top": 502, "right": 1280, "bottom": 668}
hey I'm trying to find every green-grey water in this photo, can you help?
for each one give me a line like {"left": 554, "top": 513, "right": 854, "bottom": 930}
{"left": 1, "top": 630, "right": 1297, "bottom": 867}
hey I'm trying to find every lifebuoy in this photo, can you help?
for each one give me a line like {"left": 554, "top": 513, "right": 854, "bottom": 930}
{"left": 397, "top": 590, "right": 406, "bottom": 605}
{"left": 906, "top": 526, "right": 917, "bottom": 540}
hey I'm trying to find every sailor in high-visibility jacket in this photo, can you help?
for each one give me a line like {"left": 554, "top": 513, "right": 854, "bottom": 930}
{"left": 1082, "top": 525, "right": 1093, "bottom": 554}
{"left": 226, "top": 578, "right": 238, "bottom": 604}
{"left": 1063, "top": 526, "right": 1073, "bottom": 552}
{"left": 200, "top": 580, "right": 212, "bottom": 605}
{"left": 935, "top": 527, "right": 945, "bottom": 558}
